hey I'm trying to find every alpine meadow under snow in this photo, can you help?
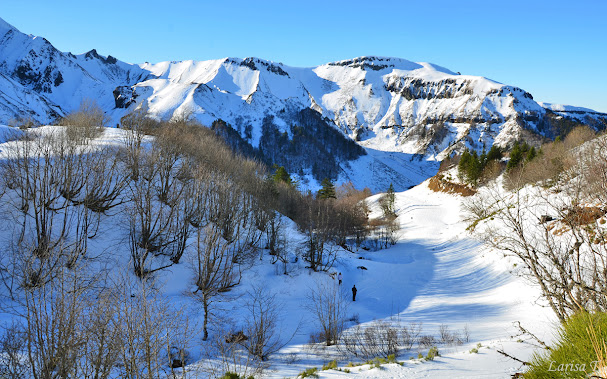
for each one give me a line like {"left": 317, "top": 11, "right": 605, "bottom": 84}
{"left": 0, "top": 15, "right": 606, "bottom": 379}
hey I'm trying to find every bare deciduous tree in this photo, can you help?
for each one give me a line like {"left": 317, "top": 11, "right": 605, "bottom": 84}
{"left": 241, "top": 286, "right": 296, "bottom": 362}
{"left": 306, "top": 279, "right": 348, "bottom": 346}
{"left": 191, "top": 225, "right": 241, "bottom": 341}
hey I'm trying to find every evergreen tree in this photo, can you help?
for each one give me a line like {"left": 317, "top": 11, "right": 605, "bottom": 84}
{"left": 467, "top": 151, "right": 483, "bottom": 184}
{"left": 507, "top": 142, "right": 524, "bottom": 171}
{"left": 526, "top": 146, "right": 537, "bottom": 162}
{"left": 272, "top": 165, "right": 292, "bottom": 185}
{"left": 380, "top": 183, "right": 396, "bottom": 218}
{"left": 458, "top": 149, "right": 472, "bottom": 181}
{"left": 486, "top": 145, "right": 502, "bottom": 162}
{"left": 458, "top": 149, "right": 482, "bottom": 184}
{"left": 317, "top": 178, "right": 336, "bottom": 199}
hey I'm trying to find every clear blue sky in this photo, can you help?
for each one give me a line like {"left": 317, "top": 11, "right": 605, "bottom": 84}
{"left": 1, "top": 0, "right": 605, "bottom": 112}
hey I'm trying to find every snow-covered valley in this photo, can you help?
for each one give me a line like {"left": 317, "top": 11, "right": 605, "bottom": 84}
{"left": 0, "top": 13, "right": 603, "bottom": 378}
{"left": 0, "top": 126, "right": 560, "bottom": 378}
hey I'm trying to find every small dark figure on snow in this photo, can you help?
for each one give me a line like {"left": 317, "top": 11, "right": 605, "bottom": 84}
{"left": 352, "top": 285, "right": 357, "bottom": 301}
{"left": 338, "top": 272, "right": 343, "bottom": 285}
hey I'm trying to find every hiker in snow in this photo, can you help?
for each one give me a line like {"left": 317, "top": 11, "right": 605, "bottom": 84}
{"left": 338, "top": 272, "right": 343, "bottom": 285}
{"left": 352, "top": 285, "right": 357, "bottom": 301}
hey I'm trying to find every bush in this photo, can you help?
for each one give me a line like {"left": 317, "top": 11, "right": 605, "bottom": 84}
{"left": 298, "top": 367, "right": 319, "bottom": 378}
{"left": 438, "top": 324, "right": 463, "bottom": 346}
{"left": 321, "top": 360, "right": 337, "bottom": 370}
{"left": 401, "top": 322, "right": 422, "bottom": 350}
{"left": 425, "top": 346, "right": 440, "bottom": 361}
{"left": 525, "top": 312, "right": 607, "bottom": 378}
{"left": 418, "top": 335, "right": 436, "bottom": 348}
{"left": 61, "top": 99, "right": 108, "bottom": 143}
{"left": 341, "top": 320, "right": 400, "bottom": 359}
{"left": 220, "top": 373, "right": 255, "bottom": 379}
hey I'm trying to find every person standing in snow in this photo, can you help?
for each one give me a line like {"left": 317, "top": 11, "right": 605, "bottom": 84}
{"left": 338, "top": 272, "right": 343, "bottom": 285}
{"left": 352, "top": 285, "right": 357, "bottom": 301}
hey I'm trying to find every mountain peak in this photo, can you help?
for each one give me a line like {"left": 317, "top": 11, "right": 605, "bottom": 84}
{"left": 224, "top": 57, "right": 290, "bottom": 76}
{"left": 326, "top": 56, "right": 424, "bottom": 72}
{"left": 0, "top": 17, "right": 17, "bottom": 35}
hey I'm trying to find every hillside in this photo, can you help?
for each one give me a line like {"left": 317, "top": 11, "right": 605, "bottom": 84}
{"left": 0, "top": 124, "right": 560, "bottom": 378}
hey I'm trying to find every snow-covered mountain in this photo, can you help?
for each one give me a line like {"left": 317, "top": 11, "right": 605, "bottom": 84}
{"left": 0, "top": 18, "right": 149, "bottom": 123}
{"left": 1, "top": 17, "right": 606, "bottom": 169}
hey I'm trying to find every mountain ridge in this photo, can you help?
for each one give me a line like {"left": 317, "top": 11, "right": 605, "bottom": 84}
{"left": 0, "top": 17, "right": 606, "bottom": 190}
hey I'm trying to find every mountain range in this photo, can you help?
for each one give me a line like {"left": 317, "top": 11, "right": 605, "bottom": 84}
{"left": 1, "top": 16, "right": 605, "bottom": 189}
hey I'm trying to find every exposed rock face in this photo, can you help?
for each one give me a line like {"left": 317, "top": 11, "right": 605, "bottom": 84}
{"left": 113, "top": 86, "right": 136, "bottom": 109}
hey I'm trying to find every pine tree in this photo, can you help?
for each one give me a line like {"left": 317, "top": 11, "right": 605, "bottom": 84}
{"left": 526, "top": 146, "right": 537, "bottom": 162}
{"left": 272, "top": 165, "right": 292, "bottom": 185}
{"left": 317, "top": 178, "right": 336, "bottom": 199}
{"left": 486, "top": 145, "right": 503, "bottom": 162}
{"left": 380, "top": 183, "right": 396, "bottom": 218}
{"left": 458, "top": 149, "right": 482, "bottom": 184}
{"left": 507, "top": 142, "right": 524, "bottom": 171}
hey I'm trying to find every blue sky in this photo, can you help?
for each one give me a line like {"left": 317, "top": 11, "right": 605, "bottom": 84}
{"left": 1, "top": 0, "right": 605, "bottom": 111}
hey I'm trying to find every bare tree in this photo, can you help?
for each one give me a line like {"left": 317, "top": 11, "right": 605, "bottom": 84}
{"left": 126, "top": 146, "right": 189, "bottom": 276}
{"left": 241, "top": 286, "right": 297, "bottom": 362}
{"left": 191, "top": 225, "right": 241, "bottom": 341}
{"left": 306, "top": 279, "right": 348, "bottom": 346}
{"left": 300, "top": 199, "right": 340, "bottom": 272}
{"left": 0, "top": 321, "right": 28, "bottom": 378}
{"left": 267, "top": 214, "right": 291, "bottom": 275}
{"left": 115, "top": 274, "right": 191, "bottom": 379}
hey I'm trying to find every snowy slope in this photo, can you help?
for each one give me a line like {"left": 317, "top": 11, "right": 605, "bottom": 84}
{"left": 258, "top": 180, "right": 556, "bottom": 378}
{"left": 0, "top": 19, "right": 148, "bottom": 123}
{"left": 1, "top": 17, "right": 605, "bottom": 152}
{"left": 0, "top": 126, "right": 560, "bottom": 378}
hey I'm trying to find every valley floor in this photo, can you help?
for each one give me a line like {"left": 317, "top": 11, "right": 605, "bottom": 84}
{"left": 260, "top": 181, "right": 556, "bottom": 378}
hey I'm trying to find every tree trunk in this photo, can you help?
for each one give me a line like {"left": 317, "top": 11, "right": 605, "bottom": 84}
{"left": 203, "top": 296, "right": 209, "bottom": 341}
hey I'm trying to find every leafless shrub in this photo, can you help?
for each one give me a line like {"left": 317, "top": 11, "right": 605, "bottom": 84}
{"left": 340, "top": 320, "right": 400, "bottom": 359}
{"left": 462, "top": 324, "right": 470, "bottom": 343}
{"left": 418, "top": 335, "right": 436, "bottom": 349}
{"left": 202, "top": 321, "right": 266, "bottom": 379}
{"left": 438, "top": 324, "right": 463, "bottom": 346}
{"left": 240, "top": 286, "right": 297, "bottom": 362}
{"left": 8, "top": 115, "right": 38, "bottom": 130}
{"left": 400, "top": 322, "right": 422, "bottom": 350}
{"left": 470, "top": 135, "right": 607, "bottom": 322}
{"left": 61, "top": 99, "right": 108, "bottom": 143}
{"left": 282, "top": 352, "right": 300, "bottom": 365}
{"left": 115, "top": 275, "right": 192, "bottom": 378}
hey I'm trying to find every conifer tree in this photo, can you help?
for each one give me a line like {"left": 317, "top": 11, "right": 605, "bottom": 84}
{"left": 272, "top": 165, "right": 292, "bottom": 185}
{"left": 317, "top": 178, "right": 336, "bottom": 199}
{"left": 380, "top": 183, "right": 396, "bottom": 217}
